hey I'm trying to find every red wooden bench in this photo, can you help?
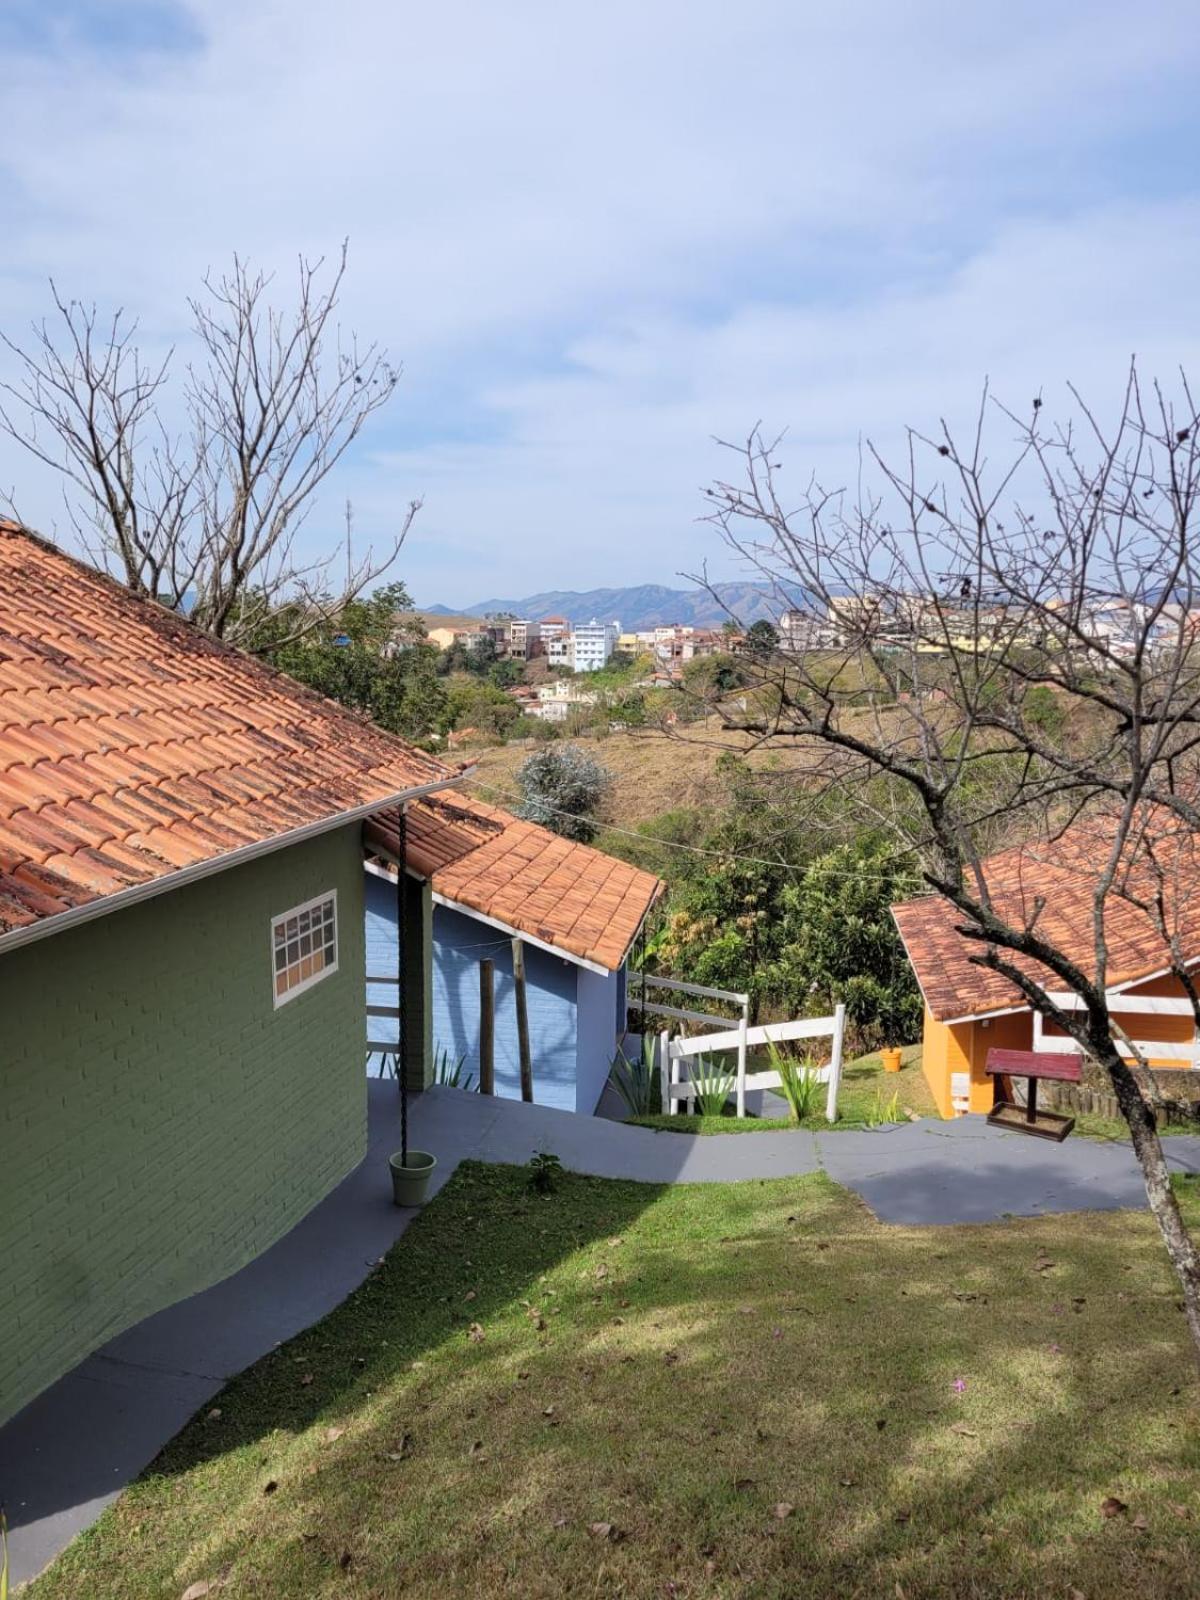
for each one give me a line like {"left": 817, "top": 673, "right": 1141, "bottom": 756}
{"left": 984, "top": 1047, "right": 1081, "bottom": 1142}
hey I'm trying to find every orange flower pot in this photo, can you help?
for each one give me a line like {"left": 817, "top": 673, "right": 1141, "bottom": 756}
{"left": 880, "top": 1047, "right": 903, "bottom": 1073}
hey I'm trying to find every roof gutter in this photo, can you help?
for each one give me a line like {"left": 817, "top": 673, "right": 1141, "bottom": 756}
{"left": 0, "top": 770, "right": 467, "bottom": 961}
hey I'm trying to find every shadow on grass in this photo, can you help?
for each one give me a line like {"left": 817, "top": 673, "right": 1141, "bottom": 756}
{"left": 30, "top": 1167, "right": 1200, "bottom": 1600}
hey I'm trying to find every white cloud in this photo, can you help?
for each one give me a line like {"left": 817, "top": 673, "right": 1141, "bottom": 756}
{"left": 0, "top": 0, "right": 1197, "bottom": 600}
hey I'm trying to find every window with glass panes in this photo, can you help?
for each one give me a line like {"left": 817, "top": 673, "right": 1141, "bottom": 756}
{"left": 271, "top": 891, "right": 338, "bottom": 1005}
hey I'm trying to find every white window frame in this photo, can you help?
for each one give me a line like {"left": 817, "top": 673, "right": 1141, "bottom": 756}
{"left": 271, "top": 889, "right": 339, "bottom": 1009}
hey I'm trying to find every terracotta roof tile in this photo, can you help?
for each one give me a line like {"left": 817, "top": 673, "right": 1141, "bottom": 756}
{"left": 892, "top": 817, "right": 1200, "bottom": 1021}
{"left": 0, "top": 521, "right": 458, "bottom": 937}
{"left": 365, "top": 792, "right": 663, "bottom": 972}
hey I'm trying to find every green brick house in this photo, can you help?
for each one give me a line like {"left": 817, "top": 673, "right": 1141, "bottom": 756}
{"left": 0, "top": 522, "right": 459, "bottom": 1426}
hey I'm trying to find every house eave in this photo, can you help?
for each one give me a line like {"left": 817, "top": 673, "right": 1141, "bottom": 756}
{"left": 0, "top": 772, "right": 466, "bottom": 961}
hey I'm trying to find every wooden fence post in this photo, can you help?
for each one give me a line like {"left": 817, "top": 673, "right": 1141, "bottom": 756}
{"left": 825, "top": 1003, "right": 846, "bottom": 1123}
{"left": 479, "top": 959, "right": 495, "bottom": 1095}
{"left": 512, "top": 937, "right": 533, "bottom": 1103}
{"left": 735, "top": 1004, "right": 749, "bottom": 1118}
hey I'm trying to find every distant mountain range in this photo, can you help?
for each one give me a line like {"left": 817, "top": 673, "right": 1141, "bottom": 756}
{"left": 421, "top": 581, "right": 802, "bottom": 631}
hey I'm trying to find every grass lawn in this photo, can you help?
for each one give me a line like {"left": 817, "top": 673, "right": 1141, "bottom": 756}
{"left": 631, "top": 1045, "right": 936, "bottom": 1133}
{"left": 31, "top": 1167, "right": 1200, "bottom": 1600}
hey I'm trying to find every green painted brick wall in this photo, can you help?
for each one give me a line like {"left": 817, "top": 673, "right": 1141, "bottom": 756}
{"left": 0, "top": 824, "right": 368, "bottom": 1426}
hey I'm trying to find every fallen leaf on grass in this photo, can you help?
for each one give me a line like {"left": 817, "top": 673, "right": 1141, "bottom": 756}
{"left": 468, "top": 1322, "right": 486, "bottom": 1343}
{"left": 950, "top": 1423, "right": 978, "bottom": 1438}
{"left": 205, "top": 1408, "right": 222, "bottom": 1421}
{"left": 468, "top": 1440, "right": 485, "bottom": 1459}
{"left": 893, "top": 1510, "right": 911, "bottom": 1525}
{"left": 464, "top": 1289, "right": 477, "bottom": 1302}
{"left": 838, "top": 1477, "right": 858, "bottom": 1488}
{"left": 588, "top": 1521, "right": 623, "bottom": 1541}
{"left": 733, "top": 1478, "right": 756, "bottom": 1492}
{"left": 181, "top": 1584, "right": 214, "bottom": 1600}
{"left": 324, "top": 1426, "right": 346, "bottom": 1443}
{"left": 1131, "top": 1514, "right": 1149, "bottom": 1531}
{"left": 262, "top": 1480, "right": 278, "bottom": 1496}
{"left": 772, "top": 1503, "right": 794, "bottom": 1520}
{"left": 299, "top": 1374, "right": 314, "bottom": 1387}
{"left": 543, "top": 1405, "right": 556, "bottom": 1417}
{"left": 339, "top": 1551, "right": 353, "bottom": 1570}
{"left": 1100, "top": 1495, "right": 1128, "bottom": 1519}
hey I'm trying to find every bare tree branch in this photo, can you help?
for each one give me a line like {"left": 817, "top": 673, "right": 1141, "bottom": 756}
{"left": 692, "top": 368, "right": 1200, "bottom": 1360}
{"left": 0, "top": 241, "right": 416, "bottom": 648}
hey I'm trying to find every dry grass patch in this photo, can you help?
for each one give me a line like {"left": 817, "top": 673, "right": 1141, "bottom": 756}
{"left": 30, "top": 1167, "right": 1200, "bottom": 1600}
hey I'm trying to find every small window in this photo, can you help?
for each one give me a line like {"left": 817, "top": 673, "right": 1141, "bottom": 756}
{"left": 272, "top": 891, "right": 338, "bottom": 1006}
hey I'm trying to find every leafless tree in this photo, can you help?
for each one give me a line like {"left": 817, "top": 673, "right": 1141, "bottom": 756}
{"left": 0, "top": 242, "right": 417, "bottom": 648}
{"left": 698, "top": 365, "right": 1200, "bottom": 1360}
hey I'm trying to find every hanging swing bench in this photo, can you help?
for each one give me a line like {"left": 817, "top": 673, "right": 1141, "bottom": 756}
{"left": 985, "top": 1047, "right": 1082, "bottom": 1142}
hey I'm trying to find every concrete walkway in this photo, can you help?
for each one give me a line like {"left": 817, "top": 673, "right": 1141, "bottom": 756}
{"left": 3, "top": 1082, "right": 1198, "bottom": 1587}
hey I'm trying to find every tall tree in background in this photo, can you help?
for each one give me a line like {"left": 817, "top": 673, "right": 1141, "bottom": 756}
{"left": 700, "top": 367, "right": 1200, "bottom": 1358}
{"left": 0, "top": 243, "right": 414, "bottom": 649}
{"left": 262, "top": 582, "right": 447, "bottom": 745}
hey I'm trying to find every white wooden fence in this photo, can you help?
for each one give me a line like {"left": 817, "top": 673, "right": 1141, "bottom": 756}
{"left": 633, "top": 974, "right": 753, "bottom": 1112}
{"left": 659, "top": 1003, "right": 847, "bottom": 1122}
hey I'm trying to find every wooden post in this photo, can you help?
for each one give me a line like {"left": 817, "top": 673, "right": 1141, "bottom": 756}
{"left": 735, "top": 1004, "right": 749, "bottom": 1118}
{"left": 825, "top": 1003, "right": 846, "bottom": 1123}
{"left": 512, "top": 938, "right": 533, "bottom": 1103}
{"left": 479, "top": 959, "right": 495, "bottom": 1095}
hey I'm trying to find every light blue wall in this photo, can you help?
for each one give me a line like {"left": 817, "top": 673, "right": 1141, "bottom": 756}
{"left": 575, "top": 964, "right": 623, "bottom": 1114}
{"left": 364, "top": 873, "right": 586, "bottom": 1112}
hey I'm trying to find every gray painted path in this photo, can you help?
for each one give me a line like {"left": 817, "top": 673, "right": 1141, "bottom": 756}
{"left": 3, "top": 1083, "right": 1198, "bottom": 1588}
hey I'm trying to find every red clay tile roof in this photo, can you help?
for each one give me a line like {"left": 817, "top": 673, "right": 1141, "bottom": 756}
{"left": 365, "top": 791, "right": 663, "bottom": 971}
{"left": 892, "top": 821, "right": 1200, "bottom": 1022}
{"left": 0, "top": 522, "right": 457, "bottom": 939}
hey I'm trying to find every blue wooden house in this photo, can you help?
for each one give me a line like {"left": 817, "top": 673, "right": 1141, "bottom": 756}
{"left": 364, "top": 795, "right": 662, "bottom": 1114}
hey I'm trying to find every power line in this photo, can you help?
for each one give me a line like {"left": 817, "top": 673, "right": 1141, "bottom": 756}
{"left": 459, "top": 774, "right": 926, "bottom": 882}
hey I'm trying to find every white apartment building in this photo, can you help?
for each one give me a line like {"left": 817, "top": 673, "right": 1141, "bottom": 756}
{"left": 570, "top": 618, "right": 620, "bottom": 672}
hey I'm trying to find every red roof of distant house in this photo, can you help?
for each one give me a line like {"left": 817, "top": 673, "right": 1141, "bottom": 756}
{"left": 365, "top": 791, "right": 662, "bottom": 972}
{"left": 0, "top": 522, "right": 457, "bottom": 942}
{"left": 892, "top": 818, "right": 1200, "bottom": 1022}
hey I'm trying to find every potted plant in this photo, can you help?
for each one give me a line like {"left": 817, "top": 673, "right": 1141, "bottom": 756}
{"left": 880, "top": 1045, "right": 903, "bottom": 1073}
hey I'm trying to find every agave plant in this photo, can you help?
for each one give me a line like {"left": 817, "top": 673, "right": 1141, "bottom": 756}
{"left": 691, "top": 1052, "right": 735, "bottom": 1117}
{"left": 434, "top": 1042, "right": 475, "bottom": 1091}
{"left": 771, "top": 1043, "right": 824, "bottom": 1123}
{"left": 866, "top": 1087, "right": 902, "bottom": 1128}
{"left": 607, "top": 1034, "right": 660, "bottom": 1117}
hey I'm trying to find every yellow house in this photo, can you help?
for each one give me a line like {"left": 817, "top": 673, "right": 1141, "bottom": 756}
{"left": 892, "top": 829, "right": 1200, "bottom": 1117}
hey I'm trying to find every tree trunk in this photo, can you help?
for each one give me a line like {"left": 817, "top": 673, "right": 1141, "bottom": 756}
{"left": 1100, "top": 1043, "right": 1200, "bottom": 1362}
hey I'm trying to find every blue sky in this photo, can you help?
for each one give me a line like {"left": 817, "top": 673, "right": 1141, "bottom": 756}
{"left": 1, "top": 1, "right": 1198, "bottom": 604}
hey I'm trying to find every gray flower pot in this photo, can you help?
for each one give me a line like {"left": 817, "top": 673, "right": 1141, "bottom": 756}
{"left": 389, "top": 1150, "right": 437, "bottom": 1207}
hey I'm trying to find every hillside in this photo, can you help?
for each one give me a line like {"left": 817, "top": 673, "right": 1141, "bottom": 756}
{"left": 464, "top": 724, "right": 823, "bottom": 827}
{"left": 419, "top": 580, "right": 805, "bottom": 631}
